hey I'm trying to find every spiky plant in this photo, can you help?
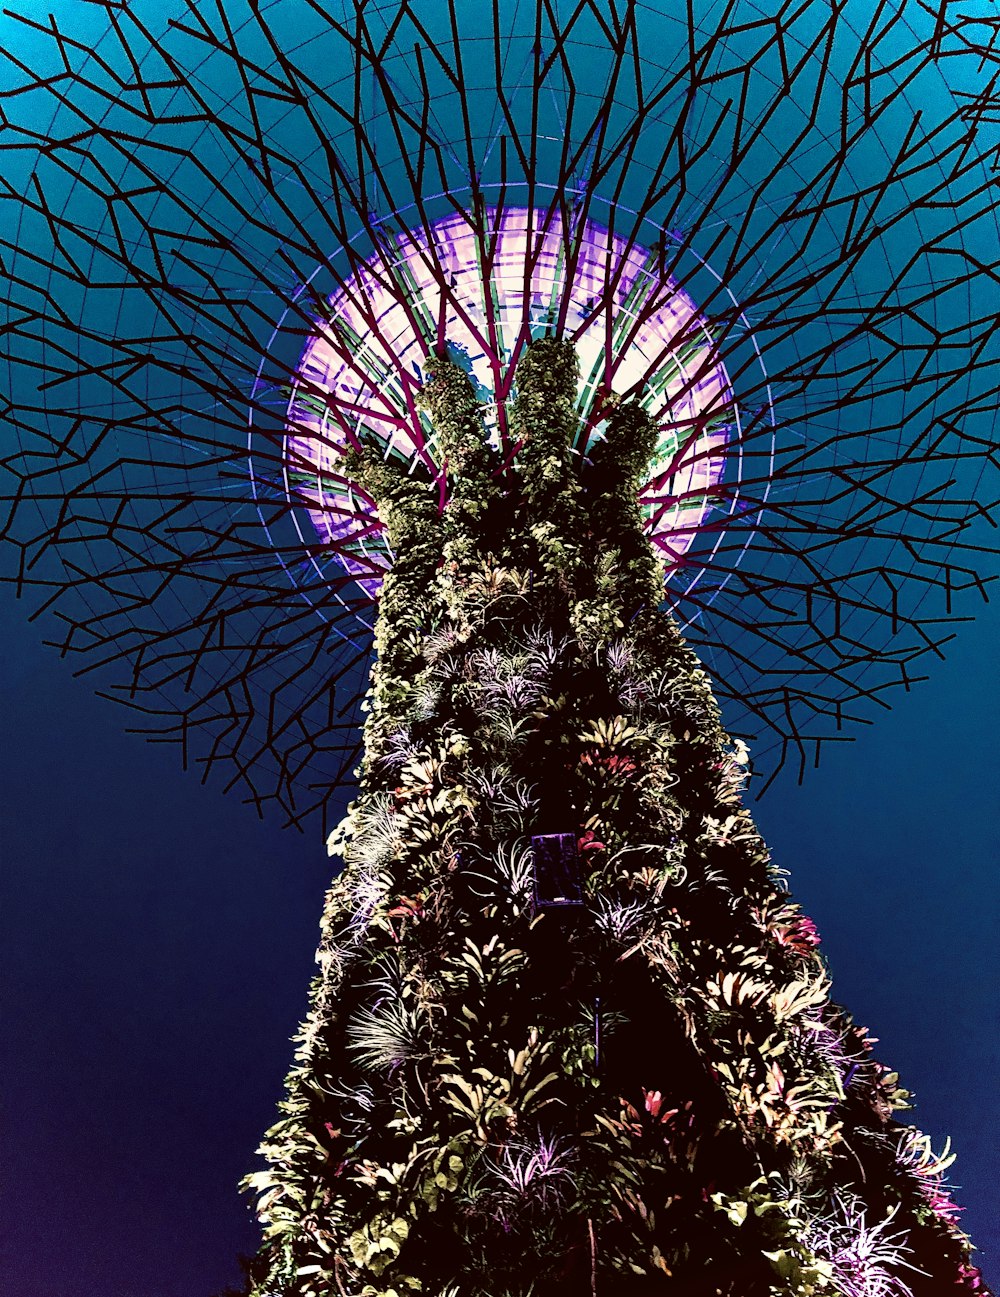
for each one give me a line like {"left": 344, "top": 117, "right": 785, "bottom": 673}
{"left": 242, "top": 339, "right": 988, "bottom": 1297}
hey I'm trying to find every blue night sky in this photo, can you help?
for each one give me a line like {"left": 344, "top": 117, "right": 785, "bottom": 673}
{"left": 2, "top": 577, "right": 996, "bottom": 1297}
{"left": 0, "top": 4, "right": 998, "bottom": 1296}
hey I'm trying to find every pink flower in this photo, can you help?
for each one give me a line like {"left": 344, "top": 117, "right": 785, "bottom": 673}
{"left": 927, "top": 1186, "right": 964, "bottom": 1226}
{"left": 774, "top": 913, "right": 821, "bottom": 954}
{"left": 642, "top": 1088, "right": 679, "bottom": 1125}
{"left": 958, "top": 1262, "right": 985, "bottom": 1291}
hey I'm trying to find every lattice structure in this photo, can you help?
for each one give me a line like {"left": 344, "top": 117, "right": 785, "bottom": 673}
{"left": 284, "top": 206, "right": 734, "bottom": 597}
{"left": 0, "top": 0, "right": 997, "bottom": 836}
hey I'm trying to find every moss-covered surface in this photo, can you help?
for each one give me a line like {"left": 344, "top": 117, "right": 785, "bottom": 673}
{"left": 243, "top": 340, "right": 988, "bottom": 1297}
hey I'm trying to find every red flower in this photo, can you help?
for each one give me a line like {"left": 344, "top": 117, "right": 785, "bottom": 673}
{"left": 387, "top": 894, "right": 424, "bottom": 920}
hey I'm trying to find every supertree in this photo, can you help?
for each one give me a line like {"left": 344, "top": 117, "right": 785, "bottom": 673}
{"left": 0, "top": 2, "right": 997, "bottom": 1295}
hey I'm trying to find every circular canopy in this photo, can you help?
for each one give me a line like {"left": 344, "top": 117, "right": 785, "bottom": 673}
{"left": 285, "top": 206, "right": 739, "bottom": 599}
{"left": 0, "top": 1, "right": 996, "bottom": 824}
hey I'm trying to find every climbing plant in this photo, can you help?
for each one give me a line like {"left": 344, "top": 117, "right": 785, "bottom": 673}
{"left": 243, "top": 339, "right": 987, "bottom": 1297}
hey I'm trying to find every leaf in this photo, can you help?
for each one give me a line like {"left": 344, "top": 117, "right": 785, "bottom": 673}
{"left": 519, "top": 1069, "right": 561, "bottom": 1110}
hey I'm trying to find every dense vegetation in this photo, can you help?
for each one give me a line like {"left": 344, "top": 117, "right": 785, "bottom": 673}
{"left": 242, "top": 339, "right": 986, "bottom": 1297}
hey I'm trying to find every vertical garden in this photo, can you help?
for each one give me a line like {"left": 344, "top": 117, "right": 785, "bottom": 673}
{"left": 0, "top": 3, "right": 997, "bottom": 1295}
{"left": 244, "top": 342, "right": 987, "bottom": 1297}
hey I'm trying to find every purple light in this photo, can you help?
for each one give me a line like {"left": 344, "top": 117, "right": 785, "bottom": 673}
{"left": 284, "top": 207, "right": 733, "bottom": 595}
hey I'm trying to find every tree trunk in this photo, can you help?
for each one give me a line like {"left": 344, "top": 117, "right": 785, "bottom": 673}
{"left": 244, "top": 339, "right": 987, "bottom": 1297}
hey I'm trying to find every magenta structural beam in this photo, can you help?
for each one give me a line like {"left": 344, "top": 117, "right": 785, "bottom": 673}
{"left": 285, "top": 206, "right": 734, "bottom": 598}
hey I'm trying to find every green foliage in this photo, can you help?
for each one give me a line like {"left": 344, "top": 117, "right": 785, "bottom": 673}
{"left": 244, "top": 339, "right": 987, "bottom": 1297}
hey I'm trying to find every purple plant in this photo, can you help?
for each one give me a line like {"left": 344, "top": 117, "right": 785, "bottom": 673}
{"left": 806, "top": 1196, "right": 926, "bottom": 1297}
{"left": 484, "top": 1135, "right": 574, "bottom": 1223}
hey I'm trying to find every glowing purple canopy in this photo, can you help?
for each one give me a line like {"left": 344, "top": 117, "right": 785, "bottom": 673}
{"left": 284, "top": 208, "right": 733, "bottom": 595}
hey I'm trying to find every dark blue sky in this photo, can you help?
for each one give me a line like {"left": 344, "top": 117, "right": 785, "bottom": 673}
{"left": 0, "top": 4, "right": 997, "bottom": 1295}
{"left": 1, "top": 588, "right": 997, "bottom": 1297}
